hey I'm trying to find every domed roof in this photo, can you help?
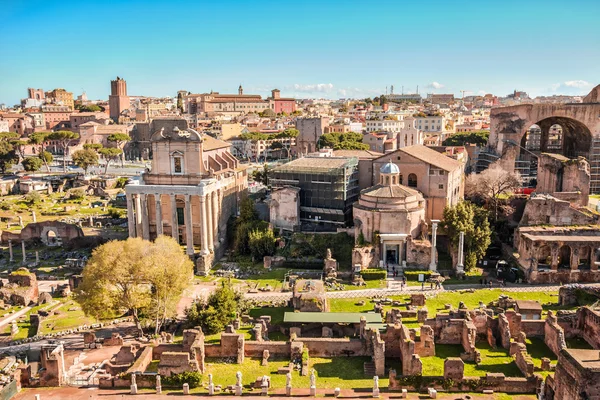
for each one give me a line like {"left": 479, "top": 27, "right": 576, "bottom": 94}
{"left": 380, "top": 161, "right": 400, "bottom": 174}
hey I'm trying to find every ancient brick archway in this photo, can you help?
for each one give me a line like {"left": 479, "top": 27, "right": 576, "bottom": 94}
{"left": 487, "top": 84, "right": 600, "bottom": 191}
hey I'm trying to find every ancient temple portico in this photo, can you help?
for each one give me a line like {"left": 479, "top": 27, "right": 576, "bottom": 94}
{"left": 125, "top": 120, "right": 248, "bottom": 274}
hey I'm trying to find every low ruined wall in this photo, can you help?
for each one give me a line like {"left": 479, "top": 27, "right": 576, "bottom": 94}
{"left": 521, "top": 320, "right": 545, "bottom": 337}
{"left": 544, "top": 315, "right": 566, "bottom": 356}
{"left": 389, "top": 373, "right": 538, "bottom": 394}
{"left": 152, "top": 344, "right": 184, "bottom": 359}
{"left": 126, "top": 346, "right": 153, "bottom": 374}
{"left": 244, "top": 341, "right": 290, "bottom": 358}
{"left": 204, "top": 344, "right": 222, "bottom": 358}
{"left": 300, "top": 338, "right": 367, "bottom": 357}
{"left": 529, "top": 270, "right": 600, "bottom": 284}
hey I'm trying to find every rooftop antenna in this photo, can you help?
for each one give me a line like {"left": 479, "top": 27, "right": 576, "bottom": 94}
{"left": 402, "top": 86, "right": 404, "bottom": 95}
{"left": 385, "top": 86, "right": 388, "bottom": 95}
{"left": 416, "top": 85, "right": 419, "bottom": 94}
{"left": 390, "top": 85, "right": 394, "bottom": 95}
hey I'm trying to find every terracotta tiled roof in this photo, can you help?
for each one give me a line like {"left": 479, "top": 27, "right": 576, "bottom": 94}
{"left": 361, "top": 184, "right": 421, "bottom": 199}
{"left": 332, "top": 150, "right": 383, "bottom": 159}
{"left": 203, "top": 135, "right": 231, "bottom": 151}
{"left": 376, "top": 145, "right": 462, "bottom": 172}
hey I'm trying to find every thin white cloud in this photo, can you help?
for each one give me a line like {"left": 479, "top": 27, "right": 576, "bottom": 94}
{"left": 549, "top": 80, "right": 592, "bottom": 94}
{"left": 290, "top": 83, "right": 334, "bottom": 93}
{"left": 564, "top": 80, "right": 590, "bottom": 88}
{"left": 426, "top": 82, "right": 444, "bottom": 89}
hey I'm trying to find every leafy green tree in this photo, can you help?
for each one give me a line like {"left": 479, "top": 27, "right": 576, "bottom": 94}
{"left": 317, "top": 132, "right": 369, "bottom": 150}
{"left": 442, "top": 131, "right": 490, "bottom": 147}
{"left": 71, "top": 148, "right": 99, "bottom": 174}
{"left": 0, "top": 141, "right": 18, "bottom": 173}
{"left": 185, "top": 282, "right": 245, "bottom": 334}
{"left": 80, "top": 104, "right": 102, "bottom": 112}
{"left": 39, "top": 151, "right": 53, "bottom": 171}
{"left": 248, "top": 228, "right": 276, "bottom": 260}
{"left": 22, "top": 156, "right": 43, "bottom": 172}
{"left": 29, "top": 132, "right": 52, "bottom": 172}
{"left": 441, "top": 201, "right": 491, "bottom": 272}
{"left": 147, "top": 235, "right": 194, "bottom": 334}
{"left": 107, "top": 133, "right": 131, "bottom": 166}
{"left": 48, "top": 131, "right": 80, "bottom": 172}
{"left": 11, "top": 140, "right": 28, "bottom": 163}
{"left": 83, "top": 143, "right": 103, "bottom": 152}
{"left": 252, "top": 164, "right": 269, "bottom": 186}
{"left": 99, "top": 147, "right": 123, "bottom": 174}
{"left": 239, "top": 197, "right": 258, "bottom": 222}
{"left": 76, "top": 236, "right": 193, "bottom": 336}
{"left": 177, "top": 92, "right": 183, "bottom": 113}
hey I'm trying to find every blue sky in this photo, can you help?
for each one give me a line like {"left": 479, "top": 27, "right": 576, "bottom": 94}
{"left": 1, "top": 0, "right": 599, "bottom": 105}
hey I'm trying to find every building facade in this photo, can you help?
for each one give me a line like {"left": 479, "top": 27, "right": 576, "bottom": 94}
{"left": 354, "top": 162, "right": 430, "bottom": 267}
{"left": 372, "top": 145, "right": 464, "bottom": 221}
{"left": 125, "top": 121, "right": 248, "bottom": 274}
{"left": 270, "top": 156, "right": 359, "bottom": 228}
{"left": 45, "top": 89, "right": 74, "bottom": 110}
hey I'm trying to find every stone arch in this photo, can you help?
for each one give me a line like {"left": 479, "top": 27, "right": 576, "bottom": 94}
{"left": 558, "top": 245, "right": 571, "bottom": 269}
{"left": 537, "top": 245, "right": 551, "bottom": 267}
{"left": 517, "top": 116, "right": 592, "bottom": 160}
{"left": 407, "top": 173, "right": 417, "bottom": 188}
{"left": 40, "top": 227, "right": 61, "bottom": 246}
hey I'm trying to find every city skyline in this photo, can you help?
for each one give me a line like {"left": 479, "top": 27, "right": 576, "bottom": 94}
{"left": 1, "top": 0, "right": 599, "bottom": 105}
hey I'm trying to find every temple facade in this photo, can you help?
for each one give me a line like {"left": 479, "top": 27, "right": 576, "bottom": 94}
{"left": 125, "top": 120, "right": 248, "bottom": 274}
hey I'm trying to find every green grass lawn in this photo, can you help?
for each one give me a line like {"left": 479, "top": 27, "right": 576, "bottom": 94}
{"left": 422, "top": 343, "right": 521, "bottom": 377}
{"left": 204, "top": 356, "right": 382, "bottom": 390}
{"left": 526, "top": 337, "right": 556, "bottom": 379}
{"left": 38, "top": 300, "right": 99, "bottom": 335}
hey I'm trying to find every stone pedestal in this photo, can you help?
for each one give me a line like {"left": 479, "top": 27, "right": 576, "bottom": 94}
{"left": 261, "top": 385, "right": 268, "bottom": 396}
{"left": 34, "top": 395, "right": 40, "bottom": 400}
{"left": 333, "top": 387, "right": 340, "bottom": 397}
{"left": 310, "top": 386, "right": 317, "bottom": 396}
{"left": 196, "top": 252, "right": 215, "bottom": 276}
{"left": 130, "top": 384, "right": 138, "bottom": 395}
{"left": 373, "top": 388, "right": 380, "bottom": 397}
{"left": 235, "top": 384, "right": 243, "bottom": 396}
{"left": 286, "top": 385, "right": 292, "bottom": 397}
{"left": 428, "top": 387, "right": 437, "bottom": 398}
{"left": 208, "top": 384, "right": 215, "bottom": 395}
{"left": 400, "top": 388, "right": 408, "bottom": 398}
{"left": 183, "top": 383, "right": 189, "bottom": 395}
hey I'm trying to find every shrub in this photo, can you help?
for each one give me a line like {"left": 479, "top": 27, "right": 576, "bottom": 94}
{"left": 70, "top": 188, "right": 86, "bottom": 200}
{"left": 24, "top": 191, "right": 42, "bottom": 205}
{"left": 360, "top": 269, "right": 387, "bottom": 281}
{"left": 402, "top": 270, "right": 431, "bottom": 281}
{"left": 108, "top": 207, "right": 125, "bottom": 219}
{"left": 115, "top": 177, "right": 129, "bottom": 188}
{"left": 162, "top": 371, "right": 202, "bottom": 388}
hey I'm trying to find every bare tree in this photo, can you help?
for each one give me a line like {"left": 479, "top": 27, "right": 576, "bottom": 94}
{"left": 465, "top": 162, "right": 521, "bottom": 220}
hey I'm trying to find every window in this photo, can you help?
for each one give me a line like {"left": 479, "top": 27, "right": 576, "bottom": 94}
{"left": 429, "top": 168, "right": 435, "bottom": 175}
{"left": 439, "top": 170, "right": 445, "bottom": 175}
{"left": 177, "top": 207, "right": 184, "bottom": 225}
{"left": 438, "top": 184, "right": 444, "bottom": 189}
{"left": 173, "top": 155, "right": 183, "bottom": 174}
{"left": 399, "top": 174, "right": 403, "bottom": 184}
{"left": 408, "top": 173, "right": 417, "bottom": 188}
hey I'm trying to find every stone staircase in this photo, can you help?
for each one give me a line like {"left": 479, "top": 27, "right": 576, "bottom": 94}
{"left": 363, "top": 361, "right": 376, "bottom": 377}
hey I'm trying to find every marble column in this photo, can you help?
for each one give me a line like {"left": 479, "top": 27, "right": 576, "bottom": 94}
{"left": 141, "top": 195, "right": 150, "bottom": 240}
{"left": 200, "top": 195, "right": 209, "bottom": 254}
{"left": 8, "top": 240, "right": 13, "bottom": 262}
{"left": 155, "top": 194, "right": 163, "bottom": 236}
{"left": 212, "top": 191, "right": 219, "bottom": 245}
{"left": 126, "top": 194, "right": 136, "bottom": 237}
{"left": 184, "top": 195, "right": 194, "bottom": 256}
{"left": 456, "top": 231, "right": 465, "bottom": 273}
{"left": 170, "top": 195, "right": 178, "bottom": 241}
{"left": 206, "top": 194, "right": 214, "bottom": 252}
{"left": 429, "top": 220, "right": 440, "bottom": 271}
{"left": 21, "top": 241, "right": 26, "bottom": 263}
{"left": 134, "top": 194, "right": 142, "bottom": 237}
